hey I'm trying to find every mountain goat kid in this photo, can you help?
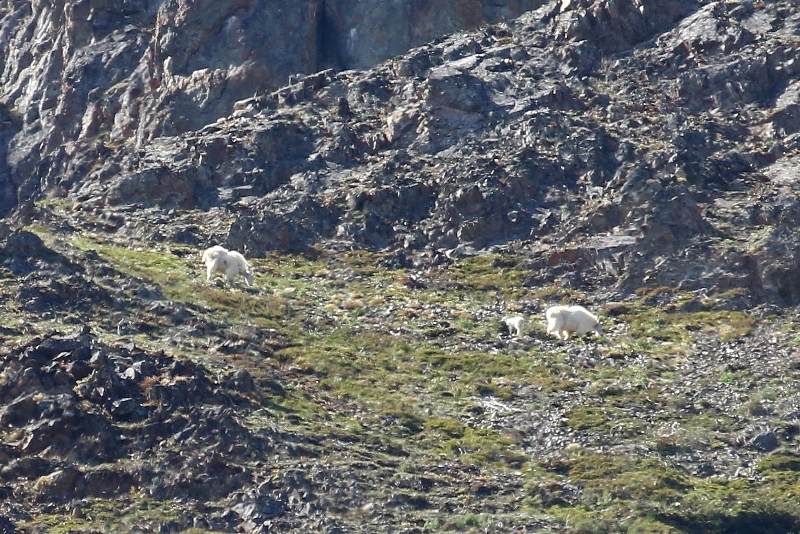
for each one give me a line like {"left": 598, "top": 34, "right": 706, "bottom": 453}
{"left": 202, "top": 245, "right": 254, "bottom": 286}
{"left": 502, "top": 316, "right": 525, "bottom": 337}
{"left": 545, "top": 305, "right": 602, "bottom": 341}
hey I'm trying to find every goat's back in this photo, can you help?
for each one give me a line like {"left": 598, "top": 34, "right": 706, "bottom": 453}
{"left": 203, "top": 245, "right": 228, "bottom": 264}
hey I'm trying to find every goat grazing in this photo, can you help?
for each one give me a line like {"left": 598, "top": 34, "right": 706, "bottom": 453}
{"left": 202, "top": 245, "right": 254, "bottom": 286}
{"left": 545, "top": 305, "right": 602, "bottom": 340}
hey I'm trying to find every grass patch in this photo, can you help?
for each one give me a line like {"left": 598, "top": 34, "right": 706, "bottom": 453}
{"left": 11, "top": 225, "right": 792, "bottom": 532}
{"left": 612, "top": 302, "right": 757, "bottom": 356}
{"left": 447, "top": 255, "right": 528, "bottom": 295}
{"left": 70, "top": 238, "right": 288, "bottom": 327}
{"left": 563, "top": 406, "right": 618, "bottom": 432}
{"left": 758, "top": 452, "right": 800, "bottom": 474}
{"left": 20, "top": 497, "right": 216, "bottom": 534}
{"left": 533, "top": 453, "right": 800, "bottom": 533}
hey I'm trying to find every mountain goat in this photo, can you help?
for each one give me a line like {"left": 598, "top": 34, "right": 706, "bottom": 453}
{"left": 545, "top": 305, "right": 602, "bottom": 340}
{"left": 202, "top": 245, "right": 254, "bottom": 286}
{"left": 503, "top": 316, "right": 524, "bottom": 337}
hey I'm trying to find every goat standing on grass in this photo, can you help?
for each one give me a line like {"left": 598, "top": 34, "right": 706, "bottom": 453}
{"left": 503, "top": 316, "right": 524, "bottom": 337}
{"left": 545, "top": 305, "right": 602, "bottom": 340}
{"left": 202, "top": 245, "right": 254, "bottom": 286}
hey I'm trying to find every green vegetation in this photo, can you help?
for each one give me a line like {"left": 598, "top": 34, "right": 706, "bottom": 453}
{"left": 12, "top": 227, "right": 800, "bottom": 533}
{"left": 20, "top": 497, "right": 217, "bottom": 534}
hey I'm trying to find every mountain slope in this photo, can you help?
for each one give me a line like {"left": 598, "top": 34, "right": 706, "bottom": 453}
{"left": 44, "top": 0, "right": 800, "bottom": 303}
{"left": 2, "top": 0, "right": 800, "bottom": 532}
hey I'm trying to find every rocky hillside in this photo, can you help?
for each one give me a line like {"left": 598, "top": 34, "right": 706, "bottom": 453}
{"left": 4, "top": 0, "right": 800, "bottom": 304}
{"left": 2, "top": 0, "right": 800, "bottom": 532}
{"left": 0, "top": 0, "right": 544, "bottom": 217}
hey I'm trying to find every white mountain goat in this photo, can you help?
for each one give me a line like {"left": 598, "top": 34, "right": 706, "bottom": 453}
{"left": 545, "top": 305, "right": 602, "bottom": 340}
{"left": 503, "top": 316, "right": 524, "bottom": 337}
{"left": 202, "top": 245, "right": 254, "bottom": 286}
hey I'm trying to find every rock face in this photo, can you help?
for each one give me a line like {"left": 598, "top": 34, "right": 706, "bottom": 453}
{"left": 321, "top": 0, "right": 546, "bottom": 70}
{"left": 0, "top": 0, "right": 544, "bottom": 218}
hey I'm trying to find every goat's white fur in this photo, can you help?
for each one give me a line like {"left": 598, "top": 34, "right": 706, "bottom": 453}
{"left": 202, "top": 245, "right": 254, "bottom": 286}
{"left": 503, "top": 316, "right": 524, "bottom": 337}
{"left": 545, "top": 305, "right": 602, "bottom": 340}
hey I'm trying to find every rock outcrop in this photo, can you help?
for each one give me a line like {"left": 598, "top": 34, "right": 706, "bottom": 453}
{"left": 0, "top": 0, "right": 545, "bottom": 218}
{"left": 2, "top": 0, "right": 800, "bottom": 305}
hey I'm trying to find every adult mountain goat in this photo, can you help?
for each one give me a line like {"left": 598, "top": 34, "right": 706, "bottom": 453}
{"left": 545, "top": 305, "right": 602, "bottom": 340}
{"left": 202, "top": 245, "right": 254, "bottom": 286}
